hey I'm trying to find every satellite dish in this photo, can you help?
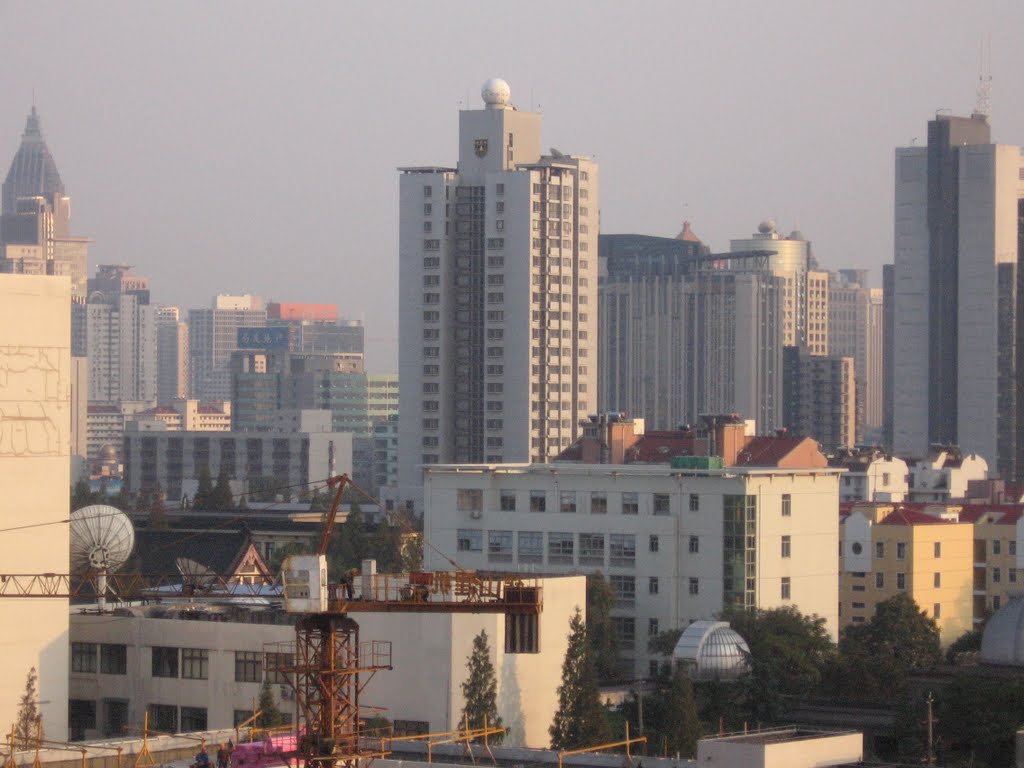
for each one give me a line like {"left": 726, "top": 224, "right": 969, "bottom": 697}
{"left": 70, "top": 505, "right": 135, "bottom": 573}
{"left": 175, "top": 557, "right": 217, "bottom": 593}
{"left": 70, "top": 505, "right": 135, "bottom": 610}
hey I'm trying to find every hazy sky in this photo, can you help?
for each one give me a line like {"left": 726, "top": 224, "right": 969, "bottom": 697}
{"left": 2, "top": 2, "right": 1023, "bottom": 369}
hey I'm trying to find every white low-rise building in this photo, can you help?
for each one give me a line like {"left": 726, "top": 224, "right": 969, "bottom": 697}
{"left": 69, "top": 573, "right": 583, "bottom": 748}
{"left": 829, "top": 451, "right": 909, "bottom": 503}
{"left": 423, "top": 462, "right": 842, "bottom": 679}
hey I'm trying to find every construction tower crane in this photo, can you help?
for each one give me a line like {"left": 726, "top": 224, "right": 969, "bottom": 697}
{"left": 0, "top": 475, "right": 543, "bottom": 768}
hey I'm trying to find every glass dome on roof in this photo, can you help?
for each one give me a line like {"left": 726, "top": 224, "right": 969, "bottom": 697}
{"left": 673, "top": 620, "right": 750, "bottom": 681}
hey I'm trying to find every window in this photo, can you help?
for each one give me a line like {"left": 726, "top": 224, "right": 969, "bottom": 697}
{"left": 234, "top": 651, "right": 262, "bottom": 683}
{"left": 72, "top": 642, "right": 97, "bottom": 674}
{"left": 518, "top": 531, "right": 543, "bottom": 562}
{"left": 689, "top": 494, "right": 699, "bottom": 512}
{"left": 423, "top": 239, "right": 440, "bottom": 250}
{"left": 609, "top": 575, "right": 636, "bottom": 605}
{"left": 781, "top": 494, "right": 792, "bottom": 516}
{"left": 265, "top": 652, "right": 291, "bottom": 684}
{"left": 875, "top": 572, "right": 885, "bottom": 589}
{"left": 896, "top": 542, "right": 907, "bottom": 560}
{"left": 180, "top": 707, "right": 207, "bottom": 732}
{"left": 148, "top": 704, "right": 177, "bottom": 734}
{"left": 101, "top": 644, "right": 127, "bottom": 675}
{"left": 781, "top": 536, "right": 791, "bottom": 558}
{"left": 579, "top": 533, "right": 605, "bottom": 565}
{"left": 181, "top": 649, "right": 208, "bottom": 680}
{"left": 897, "top": 572, "right": 906, "bottom": 590}
{"left": 69, "top": 700, "right": 97, "bottom": 740}
{"left": 457, "top": 489, "right": 483, "bottom": 512}
{"left": 648, "top": 618, "right": 660, "bottom": 638}
{"left": 530, "top": 490, "right": 546, "bottom": 512}
{"left": 499, "top": 490, "right": 516, "bottom": 512}
{"left": 151, "top": 647, "right": 178, "bottom": 678}
{"left": 506, "top": 613, "right": 539, "bottom": 654}
{"left": 993, "top": 567, "right": 1002, "bottom": 583}
{"left": 934, "top": 541, "right": 942, "bottom": 558}
{"left": 933, "top": 572, "right": 941, "bottom": 588}
{"left": 590, "top": 491, "right": 608, "bottom": 514}
{"left": 875, "top": 542, "right": 885, "bottom": 559}
{"left": 993, "top": 540, "right": 1002, "bottom": 556}
{"left": 649, "top": 535, "right": 659, "bottom": 553}
{"left": 612, "top": 617, "right": 636, "bottom": 651}
{"left": 933, "top": 603, "right": 941, "bottom": 619}
{"left": 457, "top": 529, "right": 483, "bottom": 552}
{"left": 1012, "top": 541, "right": 1018, "bottom": 556}
{"left": 652, "top": 493, "right": 670, "bottom": 515}
{"left": 560, "top": 491, "right": 577, "bottom": 514}
{"left": 688, "top": 536, "right": 699, "bottom": 554}
{"left": 781, "top": 577, "right": 791, "bottom": 600}
{"left": 548, "top": 533, "right": 574, "bottom": 564}
{"left": 649, "top": 577, "right": 659, "bottom": 595}
{"left": 423, "top": 185, "right": 432, "bottom": 197}
{"left": 621, "top": 492, "right": 638, "bottom": 515}
{"left": 609, "top": 534, "right": 636, "bottom": 566}
{"left": 689, "top": 577, "right": 699, "bottom": 595}
{"left": 488, "top": 531, "right": 513, "bottom": 561}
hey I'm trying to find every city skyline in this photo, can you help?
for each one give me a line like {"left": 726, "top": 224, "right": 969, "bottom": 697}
{"left": 3, "top": 2, "right": 1023, "bottom": 368}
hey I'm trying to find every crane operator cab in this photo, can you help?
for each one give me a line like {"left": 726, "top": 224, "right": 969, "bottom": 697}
{"left": 282, "top": 554, "right": 329, "bottom": 613}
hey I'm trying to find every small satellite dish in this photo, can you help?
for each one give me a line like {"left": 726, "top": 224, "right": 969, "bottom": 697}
{"left": 70, "top": 505, "right": 134, "bottom": 610}
{"left": 175, "top": 557, "right": 217, "bottom": 593}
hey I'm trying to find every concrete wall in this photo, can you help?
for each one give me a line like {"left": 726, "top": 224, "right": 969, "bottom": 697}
{"left": 0, "top": 274, "right": 71, "bottom": 740}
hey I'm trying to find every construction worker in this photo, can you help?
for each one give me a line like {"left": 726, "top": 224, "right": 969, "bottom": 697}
{"left": 342, "top": 567, "right": 358, "bottom": 599}
{"left": 194, "top": 745, "right": 210, "bottom": 768}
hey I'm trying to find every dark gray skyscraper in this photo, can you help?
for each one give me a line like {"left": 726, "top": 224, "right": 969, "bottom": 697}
{"left": 1, "top": 107, "right": 88, "bottom": 300}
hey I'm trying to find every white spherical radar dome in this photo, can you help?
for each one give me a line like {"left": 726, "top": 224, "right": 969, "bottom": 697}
{"left": 481, "top": 78, "right": 511, "bottom": 106}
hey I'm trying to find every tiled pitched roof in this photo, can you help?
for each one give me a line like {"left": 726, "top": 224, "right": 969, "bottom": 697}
{"left": 733, "top": 435, "right": 808, "bottom": 467}
{"left": 958, "top": 504, "right": 1024, "bottom": 525}
{"left": 624, "top": 431, "right": 699, "bottom": 463}
{"left": 131, "top": 528, "right": 258, "bottom": 576}
{"left": 878, "top": 508, "right": 953, "bottom": 526}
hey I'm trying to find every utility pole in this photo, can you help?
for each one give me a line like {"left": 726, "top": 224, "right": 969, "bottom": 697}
{"left": 924, "top": 691, "right": 937, "bottom": 766}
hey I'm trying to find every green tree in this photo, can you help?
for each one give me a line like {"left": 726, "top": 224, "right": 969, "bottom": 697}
{"left": 113, "top": 482, "right": 135, "bottom": 512}
{"left": 15, "top": 667, "right": 42, "bottom": 749}
{"left": 934, "top": 674, "right": 1024, "bottom": 767}
{"left": 192, "top": 466, "right": 214, "bottom": 510}
{"left": 256, "top": 678, "right": 285, "bottom": 728}
{"left": 665, "top": 666, "right": 701, "bottom": 758}
{"left": 722, "top": 605, "right": 835, "bottom": 724}
{"left": 586, "top": 573, "right": 620, "bottom": 684}
{"left": 461, "top": 630, "right": 503, "bottom": 743}
{"left": 945, "top": 627, "right": 984, "bottom": 664}
{"left": 71, "top": 478, "right": 101, "bottom": 511}
{"left": 648, "top": 628, "right": 684, "bottom": 660}
{"left": 550, "top": 608, "right": 610, "bottom": 749}
{"left": 330, "top": 503, "right": 370, "bottom": 577}
{"left": 834, "top": 593, "right": 940, "bottom": 703}
{"left": 211, "top": 469, "right": 234, "bottom": 509}
{"left": 147, "top": 486, "right": 169, "bottom": 530}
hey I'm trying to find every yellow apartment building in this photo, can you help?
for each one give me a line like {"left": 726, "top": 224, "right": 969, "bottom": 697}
{"left": 840, "top": 503, "right": 974, "bottom": 645}
{"left": 959, "top": 505, "right": 1024, "bottom": 620}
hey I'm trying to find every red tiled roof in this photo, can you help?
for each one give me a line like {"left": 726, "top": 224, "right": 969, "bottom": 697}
{"left": 958, "top": 504, "right": 1024, "bottom": 525}
{"left": 878, "top": 508, "right": 954, "bottom": 526}
{"left": 556, "top": 441, "right": 584, "bottom": 461}
{"left": 733, "top": 435, "right": 807, "bottom": 467}
{"left": 625, "top": 432, "right": 699, "bottom": 464}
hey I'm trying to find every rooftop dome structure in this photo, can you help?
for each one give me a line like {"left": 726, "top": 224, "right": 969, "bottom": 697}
{"left": 481, "top": 78, "right": 511, "bottom": 107}
{"left": 980, "top": 597, "right": 1024, "bottom": 666}
{"left": 673, "top": 620, "right": 750, "bottom": 681}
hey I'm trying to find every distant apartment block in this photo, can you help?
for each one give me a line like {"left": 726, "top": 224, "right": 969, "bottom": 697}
{"left": 189, "top": 295, "right": 267, "bottom": 402}
{"left": 783, "top": 346, "right": 856, "bottom": 452}
{"left": 156, "top": 306, "right": 190, "bottom": 404}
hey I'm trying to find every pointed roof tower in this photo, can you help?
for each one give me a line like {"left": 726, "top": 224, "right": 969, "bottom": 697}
{"left": 2, "top": 106, "right": 66, "bottom": 216}
{"left": 675, "top": 220, "right": 703, "bottom": 243}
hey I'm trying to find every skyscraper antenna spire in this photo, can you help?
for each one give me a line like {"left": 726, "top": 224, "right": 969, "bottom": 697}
{"left": 974, "top": 33, "right": 992, "bottom": 120}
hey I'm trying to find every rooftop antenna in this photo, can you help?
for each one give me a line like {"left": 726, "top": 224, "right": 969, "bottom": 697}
{"left": 974, "top": 33, "right": 992, "bottom": 120}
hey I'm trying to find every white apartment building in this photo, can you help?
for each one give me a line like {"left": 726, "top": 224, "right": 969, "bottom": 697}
{"left": 397, "top": 79, "right": 598, "bottom": 511}
{"left": 70, "top": 575, "right": 583, "bottom": 747}
{"left": 828, "top": 271, "right": 885, "bottom": 437}
{"left": 0, "top": 274, "right": 71, "bottom": 739}
{"left": 423, "top": 463, "right": 841, "bottom": 679}
{"left": 84, "top": 292, "right": 158, "bottom": 404}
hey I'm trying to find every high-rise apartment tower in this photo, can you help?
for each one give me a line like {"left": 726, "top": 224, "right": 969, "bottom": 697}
{"left": 397, "top": 79, "right": 598, "bottom": 508}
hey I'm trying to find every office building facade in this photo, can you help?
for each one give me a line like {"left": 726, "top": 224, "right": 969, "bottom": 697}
{"left": 892, "top": 111, "right": 1024, "bottom": 479}
{"left": 189, "top": 295, "right": 267, "bottom": 403}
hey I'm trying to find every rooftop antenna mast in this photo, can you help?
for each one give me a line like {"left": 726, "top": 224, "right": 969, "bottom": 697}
{"left": 974, "top": 33, "right": 992, "bottom": 120}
